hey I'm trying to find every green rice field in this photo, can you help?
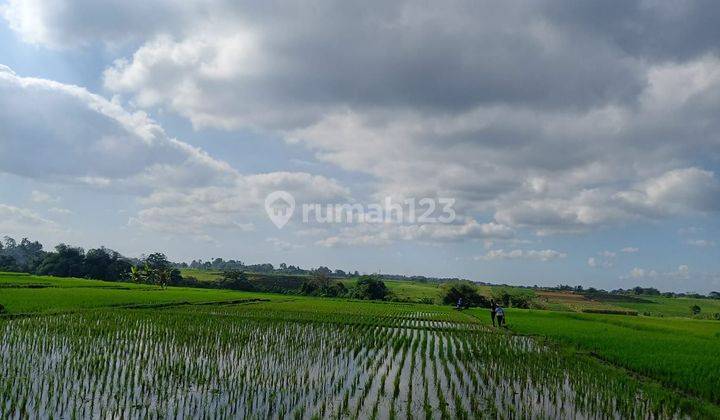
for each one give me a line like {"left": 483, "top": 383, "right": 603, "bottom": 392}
{"left": 468, "top": 308, "right": 720, "bottom": 406}
{"left": 2, "top": 272, "right": 719, "bottom": 418}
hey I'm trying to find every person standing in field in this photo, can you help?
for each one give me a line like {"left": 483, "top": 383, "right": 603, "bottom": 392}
{"left": 490, "top": 300, "right": 497, "bottom": 326}
{"left": 495, "top": 305, "right": 505, "bottom": 327}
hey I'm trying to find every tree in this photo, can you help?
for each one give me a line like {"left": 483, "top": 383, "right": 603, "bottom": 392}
{"left": 491, "top": 287, "right": 533, "bottom": 308}
{"left": 350, "top": 275, "right": 390, "bottom": 300}
{"left": 84, "top": 247, "right": 114, "bottom": 280}
{"left": 710, "top": 291, "right": 720, "bottom": 299}
{"left": 441, "top": 281, "right": 489, "bottom": 307}
{"left": 302, "top": 270, "right": 347, "bottom": 297}
{"left": 105, "top": 259, "right": 132, "bottom": 282}
{"left": 315, "top": 266, "right": 332, "bottom": 276}
{"left": 157, "top": 268, "right": 172, "bottom": 289}
{"left": 140, "top": 253, "right": 180, "bottom": 288}
{"left": 36, "top": 244, "right": 85, "bottom": 278}
{"left": 1, "top": 236, "right": 45, "bottom": 272}
{"left": 145, "top": 253, "right": 171, "bottom": 272}
{"left": 0, "top": 255, "right": 17, "bottom": 271}
{"left": 130, "top": 265, "right": 144, "bottom": 283}
{"left": 219, "top": 270, "right": 254, "bottom": 291}
{"left": 492, "top": 288, "right": 512, "bottom": 307}
{"left": 691, "top": 305, "right": 701, "bottom": 316}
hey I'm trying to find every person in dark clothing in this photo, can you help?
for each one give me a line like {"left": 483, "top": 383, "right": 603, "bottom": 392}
{"left": 490, "top": 300, "right": 497, "bottom": 326}
{"left": 495, "top": 305, "right": 506, "bottom": 327}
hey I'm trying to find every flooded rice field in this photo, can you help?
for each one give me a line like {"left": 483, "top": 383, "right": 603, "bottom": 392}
{"left": 0, "top": 304, "right": 696, "bottom": 419}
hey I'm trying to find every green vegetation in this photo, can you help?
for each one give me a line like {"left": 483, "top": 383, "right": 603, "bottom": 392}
{"left": 3, "top": 271, "right": 720, "bottom": 417}
{"left": 615, "top": 295, "right": 720, "bottom": 319}
{"left": 0, "top": 272, "right": 272, "bottom": 314}
{"left": 3, "top": 280, "right": 719, "bottom": 418}
{"left": 340, "top": 278, "right": 442, "bottom": 302}
{"left": 469, "top": 308, "right": 720, "bottom": 406}
{"left": 440, "top": 280, "right": 488, "bottom": 306}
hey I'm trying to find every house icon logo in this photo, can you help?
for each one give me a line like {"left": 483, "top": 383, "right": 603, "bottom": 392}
{"left": 265, "top": 191, "right": 295, "bottom": 229}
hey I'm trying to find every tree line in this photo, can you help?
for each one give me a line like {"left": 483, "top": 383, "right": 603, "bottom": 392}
{"left": 0, "top": 236, "right": 180, "bottom": 287}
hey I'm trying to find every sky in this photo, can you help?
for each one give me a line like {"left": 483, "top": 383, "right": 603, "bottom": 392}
{"left": 0, "top": 0, "right": 719, "bottom": 293}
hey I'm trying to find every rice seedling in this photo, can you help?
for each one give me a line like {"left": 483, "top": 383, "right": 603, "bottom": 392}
{"left": 2, "top": 303, "right": 717, "bottom": 418}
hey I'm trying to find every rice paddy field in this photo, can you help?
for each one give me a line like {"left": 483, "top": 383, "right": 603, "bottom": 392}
{"left": 468, "top": 308, "right": 720, "bottom": 407}
{"left": 2, "top": 272, "right": 720, "bottom": 418}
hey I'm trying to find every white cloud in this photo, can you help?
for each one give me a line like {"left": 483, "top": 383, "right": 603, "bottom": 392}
{"left": 588, "top": 247, "right": 640, "bottom": 269}
{"left": 588, "top": 256, "right": 615, "bottom": 269}
{"left": 6, "top": 3, "right": 720, "bottom": 238}
{"left": 91, "top": 11, "right": 720, "bottom": 237}
{"left": 686, "top": 239, "right": 716, "bottom": 248}
{"left": 496, "top": 167, "right": 720, "bottom": 234}
{"left": 48, "top": 207, "right": 72, "bottom": 215}
{"left": 0, "top": 203, "right": 59, "bottom": 234}
{"left": 30, "top": 190, "right": 59, "bottom": 204}
{"left": 0, "top": 66, "right": 350, "bottom": 238}
{"left": 266, "top": 237, "right": 303, "bottom": 252}
{"left": 3, "top": 2, "right": 720, "bottom": 258}
{"left": 618, "top": 264, "right": 720, "bottom": 293}
{"left": 0, "top": 65, "right": 237, "bottom": 191}
{"left": 314, "top": 218, "right": 512, "bottom": 248}
{"left": 475, "top": 248, "right": 567, "bottom": 262}
{"left": 617, "top": 167, "right": 720, "bottom": 215}
{"left": 130, "top": 172, "right": 349, "bottom": 235}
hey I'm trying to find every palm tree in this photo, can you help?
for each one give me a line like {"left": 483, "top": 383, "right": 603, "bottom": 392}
{"left": 158, "top": 268, "right": 170, "bottom": 289}
{"left": 130, "top": 265, "right": 143, "bottom": 284}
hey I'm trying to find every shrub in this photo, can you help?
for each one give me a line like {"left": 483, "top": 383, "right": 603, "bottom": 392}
{"left": 301, "top": 275, "right": 347, "bottom": 297}
{"left": 691, "top": 305, "right": 701, "bottom": 316}
{"left": 582, "top": 309, "right": 638, "bottom": 316}
{"left": 219, "top": 270, "right": 255, "bottom": 291}
{"left": 714, "top": 312, "right": 720, "bottom": 321}
{"left": 349, "top": 275, "right": 390, "bottom": 300}
{"left": 300, "top": 270, "right": 348, "bottom": 297}
{"left": 491, "top": 287, "right": 534, "bottom": 308}
{"left": 440, "top": 281, "right": 488, "bottom": 307}
{"left": 0, "top": 303, "right": 5, "bottom": 314}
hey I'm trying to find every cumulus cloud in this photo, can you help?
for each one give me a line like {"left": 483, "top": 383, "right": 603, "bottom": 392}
{"left": 0, "top": 65, "right": 236, "bottom": 192}
{"left": 314, "top": 218, "right": 512, "bottom": 248}
{"left": 587, "top": 257, "right": 613, "bottom": 269}
{"left": 0, "top": 66, "right": 349, "bottom": 237}
{"left": 618, "top": 264, "right": 720, "bottom": 293}
{"left": 496, "top": 167, "right": 720, "bottom": 234}
{"left": 131, "top": 172, "right": 349, "bottom": 235}
{"left": 475, "top": 249, "right": 567, "bottom": 262}
{"left": 30, "top": 190, "right": 59, "bottom": 204}
{"left": 617, "top": 167, "right": 720, "bottom": 215}
{"left": 623, "top": 265, "right": 689, "bottom": 283}
{"left": 588, "top": 247, "right": 640, "bottom": 269}
{"left": 0, "top": 203, "right": 59, "bottom": 234}
{"left": 4, "top": 1, "right": 720, "bottom": 241}
{"left": 105, "top": 38, "right": 720, "bottom": 234}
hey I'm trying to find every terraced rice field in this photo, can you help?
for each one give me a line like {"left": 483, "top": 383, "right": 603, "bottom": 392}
{"left": 2, "top": 300, "right": 714, "bottom": 419}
